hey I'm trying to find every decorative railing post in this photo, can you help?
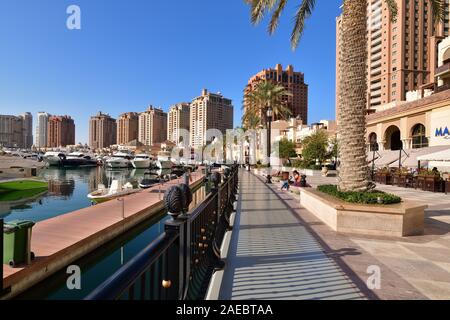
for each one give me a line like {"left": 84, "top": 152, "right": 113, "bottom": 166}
{"left": 163, "top": 185, "right": 188, "bottom": 300}
{"left": 209, "top": 172, "right": 225, "bottom": 271}
{"left": 1, "top": 218, "right": 3, "bottom": 295}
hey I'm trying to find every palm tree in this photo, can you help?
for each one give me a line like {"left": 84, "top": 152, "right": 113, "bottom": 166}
{"left": 245, "top": 0, "right": 444, "bottom": 192}
{"left": 243, "top": 79, "right": 293, "bottom": 128}
{"left": 242, "top": 110, "right": 262, "bottom": 129}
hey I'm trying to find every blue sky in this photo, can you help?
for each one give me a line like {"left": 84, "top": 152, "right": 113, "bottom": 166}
{"left": 0, "top": 0, "right": 341, "bottom": 144}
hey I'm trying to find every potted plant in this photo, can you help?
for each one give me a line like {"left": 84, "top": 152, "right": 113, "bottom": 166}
{"left": 376, "top": 167, "right": 392, "bottom": 185}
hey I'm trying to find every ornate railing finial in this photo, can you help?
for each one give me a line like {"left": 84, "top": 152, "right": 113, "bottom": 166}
{"left": 177, "top": 184, "right": 193, "bottom": 212}
{"left": 164, "top": 186, "right": 185, "bottom": 219}
{"left": 210, "top": 172, "right": 221, "bottom": 189}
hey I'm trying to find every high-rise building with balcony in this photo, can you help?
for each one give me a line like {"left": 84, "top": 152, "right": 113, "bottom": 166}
{"left": 47, "top": 115, "right": 75, "bottom": 148}
{"left": 117, "top": 112, "right": 139, "bottom": 145}
{"left": 89, "top": 112, "right": 117, "bottom": 150}
{"left": 168, "top": 103, "right": 190, "bottom": 144}
{"left": 244, "top": 64, "right": 308, "bottom": 124}
{"left": 0, "top": 115, "right": 24, "bottom": 148}
{"left": 36, "top": 112, "right": 50, "bottom": 148}
{"left": 190, "top": 89, "right": 233, "bottom": 148}
{"left": 20, "top": 112, "right": 33, "bottom": 149}
{"left": 336, "top": 0, "right": 450, "bottom": 116}
{"left": 138, "top": 106, "right": 167, "bottom": 146}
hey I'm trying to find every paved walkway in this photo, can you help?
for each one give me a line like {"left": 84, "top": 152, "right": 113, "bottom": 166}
{"left": 218, "top": 170, "right": 365, "bottom": 300}
{"left": 272, "top": 174, "right": 450, "bottom": 299}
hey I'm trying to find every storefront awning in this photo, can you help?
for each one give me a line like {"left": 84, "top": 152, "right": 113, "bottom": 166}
{"left": 418, "top": 148, "right": 450, "bottom": 162}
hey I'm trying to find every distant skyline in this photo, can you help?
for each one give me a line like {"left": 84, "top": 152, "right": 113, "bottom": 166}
{"left": 0, "top": 0, "right": 340, "bottom": 144}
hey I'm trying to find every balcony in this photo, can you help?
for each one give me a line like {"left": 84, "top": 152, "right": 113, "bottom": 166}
{"left": 435, "top": 62, "right": 450, "bottom": 78}
{"left": 435, "top": 82, "right": 450, "bottom": 93}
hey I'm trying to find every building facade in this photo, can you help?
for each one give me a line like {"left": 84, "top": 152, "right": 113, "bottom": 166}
{"left": 190, "top": 89, "right": 234, "bottom": 148}
{"left": 138, "top": 106, "right": 167, "bottom": 146}
{"left": 117, "top": 112, "right": 139, "bottom": 145}
{"left": 20, "top": 112, "right": 33, "bottom": 149}
{"left": 89, "top": 112, "right": 117, "bottom": 150}
{"left": 168, "top": 103, "right": 190, "bottom": 144}
{"left": 244, "top": 64, "right": 308, "bottom": 124}
{"left": 47, "top": 116, "right": 75, "bottom": 148}
{"left": 36, "top": 112, "right": 50, "bottom": 148}
{"left": 0, "top": 115, "right": 24, "bottom": 148}
{"left": 336, "top": 0, "right": 450, "bottom": 115}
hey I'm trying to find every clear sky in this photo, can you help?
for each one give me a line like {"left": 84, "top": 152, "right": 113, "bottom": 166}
{"left": 0, "top": 0, "right": 341, "bottom": 144}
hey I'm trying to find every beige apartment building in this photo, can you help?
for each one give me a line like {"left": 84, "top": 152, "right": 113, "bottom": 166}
{"left": 168, "top": 103, "right": 190, "bottom": 144}
{"left": 89, "top": 112, "right": 117, "bottom": 150}
{"left": 47, "top": 115, "right": 75, "bottom": 148}
{"left": 336, "top": 0, "right": 450, "bottom": 118}
{"left": 190, "top": 89, "right": 233, "bottom": 148}
{"left": 244, "top": 64, "right": 308, "bottom": 124}
{"left": 0, "top": 115, "right": 25, "bottom": 148}
{"left": 138, "top": 106, "right": 167, "bottom": 146}
{"left": 117, "top": 112, "right": 139, "bottom": 145}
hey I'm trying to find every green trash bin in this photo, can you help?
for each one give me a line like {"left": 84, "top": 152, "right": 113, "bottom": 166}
{"left": 3, "top": 220, "right": 35, "bottom": 267}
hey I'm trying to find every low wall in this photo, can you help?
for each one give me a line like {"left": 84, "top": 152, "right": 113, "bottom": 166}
{"left": 300, "top": 188, "right": 427, "bottom": 237}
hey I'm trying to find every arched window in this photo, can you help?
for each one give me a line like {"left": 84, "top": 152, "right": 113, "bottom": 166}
{"left": 412, "top": 124, "right": 428, "bottom": 149}
{"left": 369, "top": 133, "right": 378, "bottom": 151}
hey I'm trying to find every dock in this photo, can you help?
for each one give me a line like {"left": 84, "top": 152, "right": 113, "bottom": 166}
{"left": 1, "top": 170, "right": 206, "bottom": 299}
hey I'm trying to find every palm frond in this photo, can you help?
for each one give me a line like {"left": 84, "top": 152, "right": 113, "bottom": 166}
{"left": 268, "top": 0, "right": 288, "bottom": 34}
{"left": 384, "top": 0, "right": 398, "bottom": 22}
{"left": 429, "top": 0, "right": 446, "bottom": 24}
{"left": 291, "top": 0, "right": 316, "bottom": 50}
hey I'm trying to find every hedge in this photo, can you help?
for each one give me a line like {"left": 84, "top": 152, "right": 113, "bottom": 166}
{"left": 317, "top": 185, "right": 401, "bottom": 205}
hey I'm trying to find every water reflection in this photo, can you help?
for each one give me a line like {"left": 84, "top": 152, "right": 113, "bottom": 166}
{"left": 1, "top": 167, "right": 169, "bottom": 223}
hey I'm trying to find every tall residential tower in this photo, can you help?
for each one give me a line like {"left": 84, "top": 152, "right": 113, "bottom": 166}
{"left": 190, "top": 89, "right": 233, "bottom": 148}
{"left": 244, "top": 64, "right": 308, "bottom": 124}
{"left": 138, "top": 106, "right": 167, "bottom": 146}
{"left": 168, "top": 103, "right": 190, "bottom": 144}
{"left": 89, "top": 112, "right": 117, "bottom": 150}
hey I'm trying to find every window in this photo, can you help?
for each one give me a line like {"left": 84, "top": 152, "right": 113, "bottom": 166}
{"left": 412, "top": 124, "right": 429, "bottom": 149}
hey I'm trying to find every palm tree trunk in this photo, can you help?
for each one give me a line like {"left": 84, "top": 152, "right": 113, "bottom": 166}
{"left": 337, "top": 0, "right": 370, "bottom": 192}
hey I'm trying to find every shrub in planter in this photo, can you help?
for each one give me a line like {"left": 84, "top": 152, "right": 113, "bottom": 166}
{"left": 317, "top": 185, "right": 401, "bottom": 205}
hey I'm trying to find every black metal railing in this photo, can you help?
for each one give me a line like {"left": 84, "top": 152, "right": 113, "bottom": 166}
{"left": 86, "top": 165, "right": 239, "bottom": 300}
{"left": 1, "top": 218, "right": 3, "bottom": 294}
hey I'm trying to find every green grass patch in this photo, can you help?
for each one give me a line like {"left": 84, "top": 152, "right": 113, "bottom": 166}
{"left": 317, "top": 185, "right": 402, "bottom": 205}
{"left": 0, "top": 188, "right": 48, "bottom": 202}
{"left": 0, "top": 180, "right": 48, "bottom": 191}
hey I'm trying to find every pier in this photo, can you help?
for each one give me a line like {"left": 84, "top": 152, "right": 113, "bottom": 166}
{"left": 1, "top": 170, "right": 206, "bottom": 299}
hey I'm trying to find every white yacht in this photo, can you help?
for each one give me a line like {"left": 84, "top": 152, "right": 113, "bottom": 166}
{"left": 131, "top": 154, "right": 153, "bottom": 169}
{"left": 106, "top": 152, "right": 133, "bottom": 169}
{"left": 155, "top": 152, "right": 174, "bottom": 169}
{"left": 43, "top": 151, "right": 66, "bottom": 166}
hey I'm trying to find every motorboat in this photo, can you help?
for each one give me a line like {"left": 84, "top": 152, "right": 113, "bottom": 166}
{"left": 43, "top": 152, "right": 66, "bottom": 166}
{"left": 171, "top": 165, "right": 185, "bottom": 178}
{"left": 156, "top": 152, "right": 174, "bottom": 170}
{"left": 139, "top": 171, "right": 160, "bottom": 189}
{"left": 61, "top": 152, "right": 98, "bottom": 168}
{"left": 87, "top": 180, "right": 139, "bottom": 204}
{"left": 106, "top": 152, "right": 133, "bottom": 169}
{"left": 132, "top": 154, "right": 153, "bottom": 169}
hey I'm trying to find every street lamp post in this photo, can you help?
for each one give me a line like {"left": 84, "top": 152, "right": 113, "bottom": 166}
{"left": 266, "top": 107, "right": 273, "bottom": 184}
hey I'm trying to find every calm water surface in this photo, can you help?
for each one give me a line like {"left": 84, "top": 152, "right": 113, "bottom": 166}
{"left": 0, "top": 167, "right": 174, "bottom": 222}
{"left": 13, "top": 168, "right": 208, "bottom": 300}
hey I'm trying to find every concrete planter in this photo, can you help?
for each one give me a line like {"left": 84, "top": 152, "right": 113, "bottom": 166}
{"left": 300, "top": 188, "right": 427, "bottom": 237}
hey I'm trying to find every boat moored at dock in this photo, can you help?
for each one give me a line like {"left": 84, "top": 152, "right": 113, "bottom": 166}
{"left": 131, "top": 154, "right": 153, "bottom": 169}
{"left": 43, "top": 152, "right": 66, "bottom": 166}
{"left": 106, "top": 152, "right": 133, "bottom": 169}
{"left": 87, "top": 179, "right": 139, "bottom": 204}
